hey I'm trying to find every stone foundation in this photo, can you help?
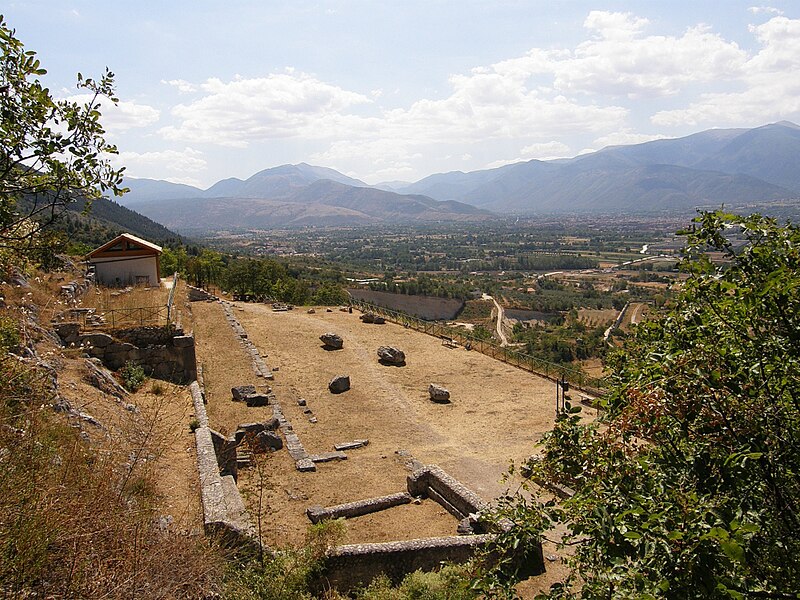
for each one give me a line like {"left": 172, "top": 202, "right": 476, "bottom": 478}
{"left": 53, "top": 323, "right": 196, "bottom": 383}
{"left": 321, "top": 535, "right": 493, "bottom": 591}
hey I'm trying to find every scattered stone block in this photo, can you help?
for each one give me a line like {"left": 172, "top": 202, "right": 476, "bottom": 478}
{"left": 310, "top": 451, "right": 348, "bottom": 463}
{"left": 329, "top": 375, "right": 351, "bottom": 394}
{"left": 309, "top": 417, "right": 318, "bottom": 424}
{"left": 377, "top": 346, "right": 405, "bottom": 365}
{"left": 306, "top": 492, "right": 413, "bottom": 523}
{"left": 296, "top": 458, "right": 316, "bottom": 472}
{"left": 307, "top": 308, "right": 316, "bottom": 314}
{"left": 373, "top": 316, "right": 385, "bottom": 324}
{"left": 234, "top": 417, "right": 280, "bottom": 444}
{"left": 231, "top": 385, "right": 257, "bottom": 401}
{"left": 245, "top": 393, "right": 273, "bottom": 407}
{"left": 429, "top": 384, "right": 451, "bottom": 403}
{"left": 297, "top": 398, "right": 307, "bottom": 406}
{"left": 232, "top": 384, "right": 272, "bottom": 406}
{"left": 320, "top": 332, "right": 344, "bottom": 349}
{"left": 334, "top": 439, "right": 369, "bottom": 451}
{"left": 360, "top": 313, "right": 375, "bottom": 323}
{"left": 252, "top": 430, "right": 283, "bottom": 452}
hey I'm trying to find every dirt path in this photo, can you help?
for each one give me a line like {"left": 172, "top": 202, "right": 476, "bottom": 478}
{"left": 491, "top": 296, "right": 510, "bottom": 346}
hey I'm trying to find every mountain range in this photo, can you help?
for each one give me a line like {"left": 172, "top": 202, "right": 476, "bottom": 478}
{"left": 119, "top": 121, "right": 800, "bottom": 232}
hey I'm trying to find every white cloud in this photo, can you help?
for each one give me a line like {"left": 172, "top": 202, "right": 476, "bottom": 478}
{"left": 484, "top": 141, "right": 572, "bottom": 170}
{"left": 520, "top": 141, "right": 571, "bottom": 158}
{"left": 63, "top": 94, "right": 160, "bottom": 132}
{"left": 748, "top": 6, "right": 783, "bottom": 15}
{"left": 652, "top": 15, "right": 800, "bottom": 126}
{"left": 162, "top": 79, "right": 198, "bottom": 93}
{"left": 159, "top": 70, "right": 372, "bottom": 146}
{"left": 115, "top": 147, "right": 207, "bottom": 183}
{"left": 148, "top": 10, "right": 800, "bottom": 183}
{"left": 543, "top": 12, "right": 747, "bottom": 98}
{"left": 592, "top": 131, "right": 668, "bottom": 148}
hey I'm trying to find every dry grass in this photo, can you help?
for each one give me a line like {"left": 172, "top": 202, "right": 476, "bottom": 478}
{"left": 0, "top": 353, "right": 221, "bottom": 598}
{"left": 0, "top": 269, "right": 221, "bottom": 598}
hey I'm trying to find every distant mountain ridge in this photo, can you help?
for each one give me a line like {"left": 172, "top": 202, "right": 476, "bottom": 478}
{"left": 120, "top": 121, "right": 800, "bottom": 230}
{"left": 391, "top": 121, "right": 800, "bottom": 213}
{"left": 121, "top": 162, "right": 489, "bottom": 231}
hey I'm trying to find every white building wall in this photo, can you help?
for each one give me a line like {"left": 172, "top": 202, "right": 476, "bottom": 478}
{"left": 91, "top": 256, "right": 159, "bottom": 287}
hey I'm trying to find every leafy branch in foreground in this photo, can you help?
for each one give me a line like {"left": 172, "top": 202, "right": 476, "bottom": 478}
{"left": 502, "top": 211, "right": 800, "bottom": 599}
{"left": 0, "top": 14, "right": 126, "bottom": 256}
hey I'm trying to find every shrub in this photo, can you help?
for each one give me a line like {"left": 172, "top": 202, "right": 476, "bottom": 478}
{"left": 0, "top": 315, "right": 20, "bottom": 351}
{"left": 120, "top": 361, "right": 146, "bottom": 392}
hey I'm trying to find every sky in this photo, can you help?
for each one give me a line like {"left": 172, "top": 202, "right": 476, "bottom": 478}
{"left": 5, "top": 1, "right": 800, "bottom": 188}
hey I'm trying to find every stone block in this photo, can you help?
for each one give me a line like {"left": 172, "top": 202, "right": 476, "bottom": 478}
{"left": 232, "top": 385, "right": 257, "bottom": 401}
{"left": 80, "top": 332, "right": 113, "bottom": 348}
{"left": 310, "top": 451, "right": 348, "bottom": 463}
{"left": 172, "top": 334, "right": 195, "bottom": 348}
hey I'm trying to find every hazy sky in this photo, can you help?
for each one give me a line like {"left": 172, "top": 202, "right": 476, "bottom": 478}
{"left": 5, "top": 1, "right": 800, "bottom": 188}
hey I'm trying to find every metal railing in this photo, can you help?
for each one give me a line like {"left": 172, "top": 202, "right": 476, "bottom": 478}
{"left": 349, "top": 299, "right": 607, "bottom": 395}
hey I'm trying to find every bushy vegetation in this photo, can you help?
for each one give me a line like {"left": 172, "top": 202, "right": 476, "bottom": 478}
{"left": 513, "top": 310, "right": 607, "bottom": 364}
{"left": 498, "top": 212, "right": 800, "bottom": 598}
{"left": 0, "top": 353, "right": 220, "bottom": 597}
{"left": 119, "top": 361, "right": 146, "bottom": 391}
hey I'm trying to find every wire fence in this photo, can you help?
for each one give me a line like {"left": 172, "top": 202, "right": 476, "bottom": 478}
{"left": 349, "top": 299, "right": 607, "bottom": 395}
{"left": 68, "top": 273, "right": 181, "bottom": 331}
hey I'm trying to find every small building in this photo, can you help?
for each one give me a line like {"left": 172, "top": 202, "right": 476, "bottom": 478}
{"left": 87, "top": 233, "right": 162, "bottom": 287}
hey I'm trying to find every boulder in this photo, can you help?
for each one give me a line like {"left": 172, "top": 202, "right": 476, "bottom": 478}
{"left": 373, "top": 316, "right": 386, "bottom": 324}
{"left": 429, "top": 384, "right": 451, "bottom": 403}
{"left": 80, "top": 333, "right": 113, "bottom": 348}
{"left": 329, "top": 375, "right": 351, "bottom": 394}
{"left": 377, "top": 346, "right": 405, "bottom": 365}
{"left": 234, "top": 417, "right": 280, "bottom": 443}
{"left": 231, "top": 385, "right": 271, "bottom": 406}
{"left": 360, "top": 313, "right": 375, "bottom": 323}
{"left": 307, "top": 308, "right": 316, "bottom": 314}
{"left": 231, "top": 385, "right": 257, "bottom": 401}
{"left": 252, "top": 430, "right": 283, "bottom": 452}
{"left": 319, "top": 332, "right": 344, "bottom": 350}
{"left": 245, "top": 393, "right": 273, "bottom": 407}
{"left": 53, "top": 322, "right": 80, "bottom": 345}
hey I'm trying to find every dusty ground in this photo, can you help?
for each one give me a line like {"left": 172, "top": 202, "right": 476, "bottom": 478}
{"left": 54, "top": 354, "right": 203, "bottom": 534}
{"left": 191, "top": 299, "right": 575, "bottom": 593}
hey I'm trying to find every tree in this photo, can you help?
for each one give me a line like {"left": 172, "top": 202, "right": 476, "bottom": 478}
{"left": 0, "top": 16, "right": 125, "bottom": 256}
{"left": 503, "top": 212, "right": 800, "bottom": 598}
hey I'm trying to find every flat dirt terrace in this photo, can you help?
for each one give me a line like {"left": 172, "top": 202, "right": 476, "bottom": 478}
{"left": 190, "top": 300, "right": 569, "bottom": 559}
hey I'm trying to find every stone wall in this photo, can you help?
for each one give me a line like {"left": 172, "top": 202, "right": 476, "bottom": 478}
{"left": 53, "top": 323, "right": 197, "bottom": 383}
{"left": 190, "top": 381, "right": 260, "bottom": 553}
{"left": 321, "top": 535, "right": 493, "bottom": 591}
{"left": 407, "top": 465, "right": 488, "bottom": 519}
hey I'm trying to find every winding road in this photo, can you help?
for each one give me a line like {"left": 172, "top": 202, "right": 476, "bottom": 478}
{"left": 483, "top": 294, "right": 509, "bottom": 346}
